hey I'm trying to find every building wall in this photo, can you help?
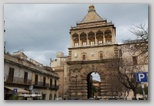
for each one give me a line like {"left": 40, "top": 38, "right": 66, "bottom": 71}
{"left": 50, "top": 52, "right": 68, "bottom": 99}
{"left": 51, "top": 58, "right": 67, "bottom": 67}
{"left": 54, "top": 68, "right": 64, "bottom": 98}
{"left": 118, "top": 44, "right": 148, "bottom": 100}
{"left": 69, "top": 45, "right": 117, "bottom": 61}
{"left": 4, "top": 62, "right": 32, "bottom": 84}
{"left": 4, "top": 53, "right": 59, "bottom": 100}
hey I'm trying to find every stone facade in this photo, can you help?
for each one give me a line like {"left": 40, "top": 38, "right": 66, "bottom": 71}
{"left": 51, "top": 5, "right": 148, "bottom": 100}
{"left": 64, "top": 5, "right": 120, "bottom": 100}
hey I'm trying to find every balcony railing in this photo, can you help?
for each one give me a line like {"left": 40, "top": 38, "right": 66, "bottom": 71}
{"left": 34, "top": 82, "right": 49, "bottom": 88}
{"left": 6, "top": 77, "right": 32, "bottom": 85}
{"left": 70, "top": 43, "right": 114, "bottom": 48}
{"left": 49, "top": 85, "right": 59, "bottom": 90}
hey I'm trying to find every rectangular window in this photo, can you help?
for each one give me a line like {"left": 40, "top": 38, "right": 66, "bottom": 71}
{"left": 55, "top": 80, "right": 57, "bottom": 87}
{"left": 83, "top": 42, "right": 86, "bottom": 46}
{"left": 106, "top": 39, "right": 111, "bottom": 44}
{"left": 49, "top": 94, "right": 52, "bottom": 100}
{"left": 43, "top": 77, "right": 46, "bottom": 86}
{"left": 50, "top": 78, "right": 52, "bottom": 87}
{"left": 8, "top": 67, "right": 14, "bottom": 82}
{"left": 133, "top": 56, "right": 137, "bottom": 65}
{"left": 42, "top": 94, "right": 46, "bottom": 100}
{"left": 100, "top": 53, "right": 103, "bottom": 59}
{"left": 82, "top": 54, "right": 86, "bottom": 60}
{"left": 35, "top": 74, "right": 38, "bottom": 85}
{"left": 90, "top": 41, "right": 95, "bottom": 46}
{"left": 98, "top": 41, "right": 102, "bottom": 45}
{"left": 75, "top": 43, "right": 79, "bottom": 47}
{"left": 24, "top": 72, "right": 28, "bottom": 84}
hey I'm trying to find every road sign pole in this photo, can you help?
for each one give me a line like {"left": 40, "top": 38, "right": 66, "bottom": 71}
{"left": 141, "top": 82, "right": 145, "bottom": 100}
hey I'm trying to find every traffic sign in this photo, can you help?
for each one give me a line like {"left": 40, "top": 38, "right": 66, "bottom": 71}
{"left": 136, "top": 72, "right": 148, "bottom": 82}
{"left": 13, "top": 88, "right": 17, "bottom": 94}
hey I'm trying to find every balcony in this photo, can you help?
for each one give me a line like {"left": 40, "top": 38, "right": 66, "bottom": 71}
{"left": 33, "top": 82, "right": 49, "bottom": 88}
{"left": 49, "top": 85, "right": 59, "bottom": 90}
{"left": 69, "top": 43, "right": 115, "bottom": 49}
{"left": 6, "top": 77, "right": 32, "bottom": 86}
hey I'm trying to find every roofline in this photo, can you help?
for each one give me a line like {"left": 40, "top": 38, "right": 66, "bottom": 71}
{"left": 70, "top": 24, "right": 115, "bottom": 31}
{"left": 78, "top": 20, "right": 107, "bottom": 25}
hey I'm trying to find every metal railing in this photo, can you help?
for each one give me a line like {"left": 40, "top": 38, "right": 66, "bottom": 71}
{"left": 49, "top": 85, "right": 59, "bottom": 90}
{"left": 6, "top": 77, "right": 32, "bottom": 85}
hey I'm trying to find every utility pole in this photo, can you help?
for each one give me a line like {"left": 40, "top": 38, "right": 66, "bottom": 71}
{"left": 4, "top": 20, "right": 6, "bottom": 53}
{"left": 141, "top": 82, "right": 146, "bottom": 100}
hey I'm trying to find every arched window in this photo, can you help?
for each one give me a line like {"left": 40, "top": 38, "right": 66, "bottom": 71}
{"left": 96, "top": 30, "right": 103, "bottom": 45}
{"left": 104, "top": 29, "right": 111, "bottom": 35}
{"left": 98, "top": 51, "right": 103, "bottom": 59}
{"left": 100, "top": 53, "right": 103, "bottom": 59}
{"left": 106, "top": 36, "right": 112, "bottom": 44}
{"left": 82, "top": 52, "right": 87, "bottom": 60}
{"left": 96, "top": 30, "right": 103, "bottom": 37}
{"left": 88, "top": 31, "right": 95, "bottom": 46}
{"left": 82, "top": 54, "right": 86, "bottom": 60}
{"left": 105, "top": 29, "right": 112, "bottom": 44}
{"left": 72, "top": 33, "right": 78, "bottom": 40}
{"left": 72, "top": 33, "right": 79, "bottom": 47}
{"left": 80, "top": 32, "right": 87, "bottom": 46}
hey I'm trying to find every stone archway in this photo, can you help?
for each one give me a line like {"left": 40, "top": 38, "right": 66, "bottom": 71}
{"left": 67, "top": 62, "right": 110, "bottom": 100}
{"left": 81, "top": 68, "right": 105, "bottom": 100}
{"left": 86, "top": 71, "right": 101, "bottom": 99}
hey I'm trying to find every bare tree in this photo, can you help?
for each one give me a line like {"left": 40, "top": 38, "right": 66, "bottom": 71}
{"left": 100, "top": 24, "right": 148, "bottom": 100}
{"left": 117, "top": 65, "right": 142, "bottom": 99}
{"left": 124, "top": 24, "right": 148, "bottom": 62}
{"left": 115, "top": 24, "right": 148, "bottom": 100}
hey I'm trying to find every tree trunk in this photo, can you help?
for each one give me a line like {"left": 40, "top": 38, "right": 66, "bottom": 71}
{"left": 133, "top": 88, "right": 137, "bottom": 100}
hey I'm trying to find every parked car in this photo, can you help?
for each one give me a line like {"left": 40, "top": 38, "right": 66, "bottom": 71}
{"left": 88, "top": 97, "right": 95, "bottom": 100}
{"left": 55, "top": 97, "right": 63, "bottom": 100}
{"left": 108, "top": 97, "right": 117, "bottom": 100}
{"left": 68, "top": 97, "right": 80, "bottom": 100}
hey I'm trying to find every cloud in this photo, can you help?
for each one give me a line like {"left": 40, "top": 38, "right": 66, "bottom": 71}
{"left": 4, "top": 4, "right": 148, "bottom": 66}
{"left": 24, "top": 50, "right": 56, "bottom": 66}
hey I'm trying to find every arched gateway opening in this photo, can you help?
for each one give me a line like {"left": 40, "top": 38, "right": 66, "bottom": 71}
{"left": 87, "top": 72, "right": 101, "bottom": 99}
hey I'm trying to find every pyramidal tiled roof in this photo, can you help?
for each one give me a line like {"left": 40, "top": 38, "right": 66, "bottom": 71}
{"left": 81, "top": 5, "right": 103, "bottom": 23}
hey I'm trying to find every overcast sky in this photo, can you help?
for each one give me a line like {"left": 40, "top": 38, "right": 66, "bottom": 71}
{"left": 4, "top": 4, "right": 148, "bottom": 68}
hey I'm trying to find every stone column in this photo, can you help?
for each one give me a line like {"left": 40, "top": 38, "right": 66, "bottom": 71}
{"left": 103, "top": 35, "right": 106, "bottom": 44}
{"left": 70, "top": 35, "right": 74, "bottom": 47}
{"left": 95, "top": 33, "right": 98, "bottom": 46}
{"left": 87, "top": 33, "right": 90, "bottom": 46}
{"left": 79, "top": 34, "right": 81, "bottom": 47}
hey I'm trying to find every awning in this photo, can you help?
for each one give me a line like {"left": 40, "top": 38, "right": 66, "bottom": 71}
{"left": 18, "top": 94, "right": 42, "bottom": 97}
{"left": 4, "top": 86, "right": 29, "bottom": 94}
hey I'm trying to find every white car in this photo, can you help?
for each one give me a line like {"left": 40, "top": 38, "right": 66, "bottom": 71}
{"left": 55, "top": 97, "right": 63, "bottom": 100}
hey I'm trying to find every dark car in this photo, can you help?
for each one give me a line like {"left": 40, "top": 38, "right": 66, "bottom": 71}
{"left": 108, "top": 97, "right": 117, "bottom": 100}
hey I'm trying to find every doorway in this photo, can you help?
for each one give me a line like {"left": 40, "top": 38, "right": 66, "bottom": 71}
{"left": 87, "top": 72, "right": 101, "bottom": 99}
